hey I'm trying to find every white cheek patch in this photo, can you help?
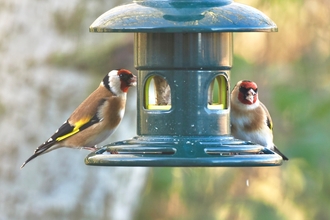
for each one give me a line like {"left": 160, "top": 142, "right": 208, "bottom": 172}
{"left": 109, "top": 78, "right": 115, "bottom": 90}
{"left": 109, "top": 76, "right": 124, "bottom": 96}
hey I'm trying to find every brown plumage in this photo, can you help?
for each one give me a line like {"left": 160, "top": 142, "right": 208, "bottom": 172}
{"left": 21, "top": 69, "right": 136, "bottom": 168}
{"left": 230, "top": 80, "right": 288, "bottom": 160}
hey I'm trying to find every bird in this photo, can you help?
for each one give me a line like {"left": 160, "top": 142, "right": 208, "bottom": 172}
{"left": 230, "top": 80, "right": 289, "bottom": 160}
{"left": 21, "top": 69, "right": 137, "bottom": 168}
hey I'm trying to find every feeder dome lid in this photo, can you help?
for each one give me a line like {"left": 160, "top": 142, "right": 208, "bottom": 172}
{"left": 90, "top": 0, "right": 277, "bottom": 33}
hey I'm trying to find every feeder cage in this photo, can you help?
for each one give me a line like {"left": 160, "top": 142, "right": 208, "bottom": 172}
{"left": 85, "top": 0, "right": 283, "bottom": 167}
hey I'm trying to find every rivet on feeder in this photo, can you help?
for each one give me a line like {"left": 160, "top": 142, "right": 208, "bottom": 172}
{"left": 85, "top": 0, "right": 283, "bottom": 167}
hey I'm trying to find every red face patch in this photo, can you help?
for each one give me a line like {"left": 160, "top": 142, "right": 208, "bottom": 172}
{"left": 117, "top": 69, "right": 136, "bottom": 92}
{"left": 237, "top": 81, "right": 258, "bottom": 105}
{"left": 239, "top": 81, "right": 258, "bottom": 91}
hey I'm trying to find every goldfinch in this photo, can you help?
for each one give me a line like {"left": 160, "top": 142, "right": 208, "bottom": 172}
{"left": 21, "top": 69, "right": 137, "bottom": 168}
{"left": 230, "top": 80, "right": 288, "bottom": 160}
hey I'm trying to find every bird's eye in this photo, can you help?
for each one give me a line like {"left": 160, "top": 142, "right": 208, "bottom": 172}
{"left": 119, "top": 73, "right": 132, "bottom": 81}
{"left": 239, "top": 86, "right": 248, "bottom": 94}
{"left": 239, "top": 86, "right": 258, "bottom": 95}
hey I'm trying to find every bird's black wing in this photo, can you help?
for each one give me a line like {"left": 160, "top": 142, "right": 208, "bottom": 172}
{"left": 260, "top": 102, "right": 273, "bottom": 130}
{"left": 21, "top": 99, "right": 106, "bottom": 168}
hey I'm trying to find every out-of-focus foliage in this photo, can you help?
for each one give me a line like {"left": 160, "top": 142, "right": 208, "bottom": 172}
{"left": 0, "top": 1, "right": 146, "bottom": 219}
{"left": 46, "top": 34, "right": 134, "bottom": 77}
{"left": 135, "top": 0, "right": 330, "bottom": 219}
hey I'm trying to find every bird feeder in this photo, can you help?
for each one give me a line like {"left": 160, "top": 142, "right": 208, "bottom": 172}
{"left": 85, "top": 0, "right": 283, "bottom": 167}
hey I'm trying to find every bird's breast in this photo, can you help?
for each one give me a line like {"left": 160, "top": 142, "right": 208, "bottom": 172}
{"left": 85, "top": 128, "right": 115, "bottom": 146}
{"left": 99, "top": 97, "right": 126, "bottom": 130}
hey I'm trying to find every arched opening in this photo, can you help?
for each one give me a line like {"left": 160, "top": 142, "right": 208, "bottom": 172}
{"left": 144, "top": 75, "right": 171, "bottom": 110}
{"left": 207, "top": 74, "right": 228, "bottom": 110}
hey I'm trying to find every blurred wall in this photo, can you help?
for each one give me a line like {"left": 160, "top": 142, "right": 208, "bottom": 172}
{"left": 0, "top": 1, "right": 148, "bottom": 219}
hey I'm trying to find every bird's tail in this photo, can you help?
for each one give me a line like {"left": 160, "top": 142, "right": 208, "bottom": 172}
{"left": 20, "top": 141, "right": 57, "bottom": 168}
{"left": 273, "top": 145, "right": 289, "bottom": 161}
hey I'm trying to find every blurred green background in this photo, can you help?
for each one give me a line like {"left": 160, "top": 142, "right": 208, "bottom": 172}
{"left": 134, "top": 0, "right": 330, "bottom": 219}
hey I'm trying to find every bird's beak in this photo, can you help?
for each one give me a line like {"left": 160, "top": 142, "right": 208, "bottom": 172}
{"left": 129, "top": 75, "right": 137, "bottom": 87}
{"left": 245, "top": 89, "right": 256, "bottom": 104}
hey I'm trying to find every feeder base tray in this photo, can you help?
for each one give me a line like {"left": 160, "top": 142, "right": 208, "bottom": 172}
{"left": 85, "top": 136, "right": 283, "bottom": 167}
{"left": 85, "top": 136, "right": 282, "bottom": 167}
